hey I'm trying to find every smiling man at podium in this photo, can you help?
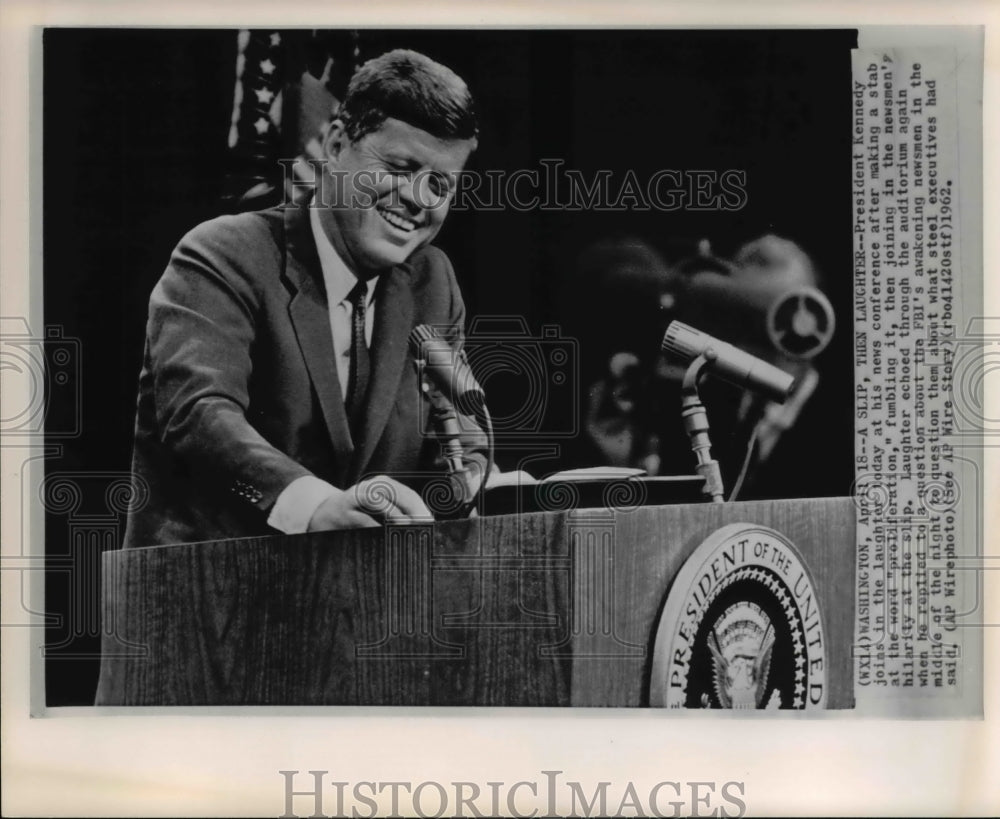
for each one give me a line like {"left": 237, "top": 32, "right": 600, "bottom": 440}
{"left": 123, "top": 50, "right": 487, "bottom": 548}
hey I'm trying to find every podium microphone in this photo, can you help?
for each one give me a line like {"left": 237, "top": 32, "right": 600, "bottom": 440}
{"left": 408, "top": 325, "right": 486, "bottom": 416}
{"left": 661, "top": 320, "right": 795, "bottom": 403}
{"left": 661, "top": 320, "right": 795, "bottom": 503}
{"left": 409, "top": 324, "right": 494, "bottom": 513}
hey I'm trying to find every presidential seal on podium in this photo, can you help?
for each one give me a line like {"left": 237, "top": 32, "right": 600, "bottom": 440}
{"left": 650, "top": 523, "right": 828, "bottom": 709}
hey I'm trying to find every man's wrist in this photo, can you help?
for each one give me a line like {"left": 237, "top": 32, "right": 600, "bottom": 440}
{"left": 267, "top": 475, "right": 343, "bottom": 534}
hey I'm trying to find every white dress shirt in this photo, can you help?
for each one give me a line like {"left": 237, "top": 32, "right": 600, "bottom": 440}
{"left": 266, "top": 206, "right": 378, "bottom": 534}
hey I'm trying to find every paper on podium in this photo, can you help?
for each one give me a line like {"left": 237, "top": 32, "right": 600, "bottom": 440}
{"left": 482, "top": 466, "right": 704, "bottom": 515}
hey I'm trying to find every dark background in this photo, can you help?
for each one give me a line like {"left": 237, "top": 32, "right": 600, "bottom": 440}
{"left": 43, "top": 28, "right": 857, "bottom": 705}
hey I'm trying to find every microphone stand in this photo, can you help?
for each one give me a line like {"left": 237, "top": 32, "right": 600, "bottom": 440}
{"left": 418, "top": 371, "right": 476, "bottom": 512}
{"left": 680, "top": 353, "right": 726, "bottom": 503}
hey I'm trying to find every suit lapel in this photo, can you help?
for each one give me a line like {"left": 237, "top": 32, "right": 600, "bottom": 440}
{"left": 351, "top": 266, "right": 414, "bottom": 480}
{"left": 282, "top": 205, "right": 355, "bottom": 485}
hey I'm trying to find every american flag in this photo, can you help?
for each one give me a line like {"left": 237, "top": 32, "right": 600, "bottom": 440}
{"left": 222, "top": 29, "right": 358, "bottom": 210}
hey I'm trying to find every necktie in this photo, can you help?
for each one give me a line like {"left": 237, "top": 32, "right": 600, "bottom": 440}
{"left": 345, "top": 280, "right": 370, "bottom": 434}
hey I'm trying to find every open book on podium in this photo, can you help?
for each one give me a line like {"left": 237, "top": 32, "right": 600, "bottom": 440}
{"left": 478, "top": 466, "right": 706, "bottom": 516}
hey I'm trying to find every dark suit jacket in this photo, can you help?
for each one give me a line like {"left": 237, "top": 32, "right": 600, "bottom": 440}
{"left": 124, "top": 202, "right": 477, "bottom": 548}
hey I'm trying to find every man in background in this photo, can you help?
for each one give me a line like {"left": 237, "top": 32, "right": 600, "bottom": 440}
{"left": 561, "top": 233, "right": 834, "bottom": 500}
{"left": 558, "top": 236, "right": 682, "bottom": 477}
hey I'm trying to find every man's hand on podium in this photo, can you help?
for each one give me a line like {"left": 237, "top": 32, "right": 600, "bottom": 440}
{"left": 304, "top": 467, "right": 539, "bottom": 532}
{"left": 307, "top": 476, "right": 434, "bottom": 532}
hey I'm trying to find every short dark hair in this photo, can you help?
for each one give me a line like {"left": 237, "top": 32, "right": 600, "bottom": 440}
{"left": 338, "top": 49, "right": 478, "bottom": 144}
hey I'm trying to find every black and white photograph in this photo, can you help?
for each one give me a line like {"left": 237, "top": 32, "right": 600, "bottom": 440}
{"left": 41, "top": 26, "right": 857, "bottom": 709}
{"left": 1, "top": 3, "right": 996, "bottom": 817}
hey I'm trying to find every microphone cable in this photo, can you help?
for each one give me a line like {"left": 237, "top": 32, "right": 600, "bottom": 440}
{"left": 726, "top": 423, "right": 760, "bottom": 503}
{"left": 472, "top": 404, "right": 495, "bottom": 515}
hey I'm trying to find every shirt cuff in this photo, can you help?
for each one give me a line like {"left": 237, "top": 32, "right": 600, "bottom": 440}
{"left": 267, "top": 475, "right": 343, "bottom": 534}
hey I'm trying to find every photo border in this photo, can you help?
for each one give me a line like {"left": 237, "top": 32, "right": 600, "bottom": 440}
{"left": 2, "top": 2, "right": 998, "bottom": 816}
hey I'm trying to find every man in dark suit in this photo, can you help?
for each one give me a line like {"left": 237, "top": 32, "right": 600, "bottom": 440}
{"left": 124, "top": 49, "right": 484, "bottom": 548}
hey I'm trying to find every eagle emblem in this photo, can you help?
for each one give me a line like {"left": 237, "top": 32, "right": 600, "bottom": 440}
{"left": 704, "top": 601, "right": 781, "bottom": 709}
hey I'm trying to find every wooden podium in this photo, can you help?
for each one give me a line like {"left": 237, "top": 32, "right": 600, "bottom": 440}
{"left": 95, "top": 497, "right": 855, "bottom": 707}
